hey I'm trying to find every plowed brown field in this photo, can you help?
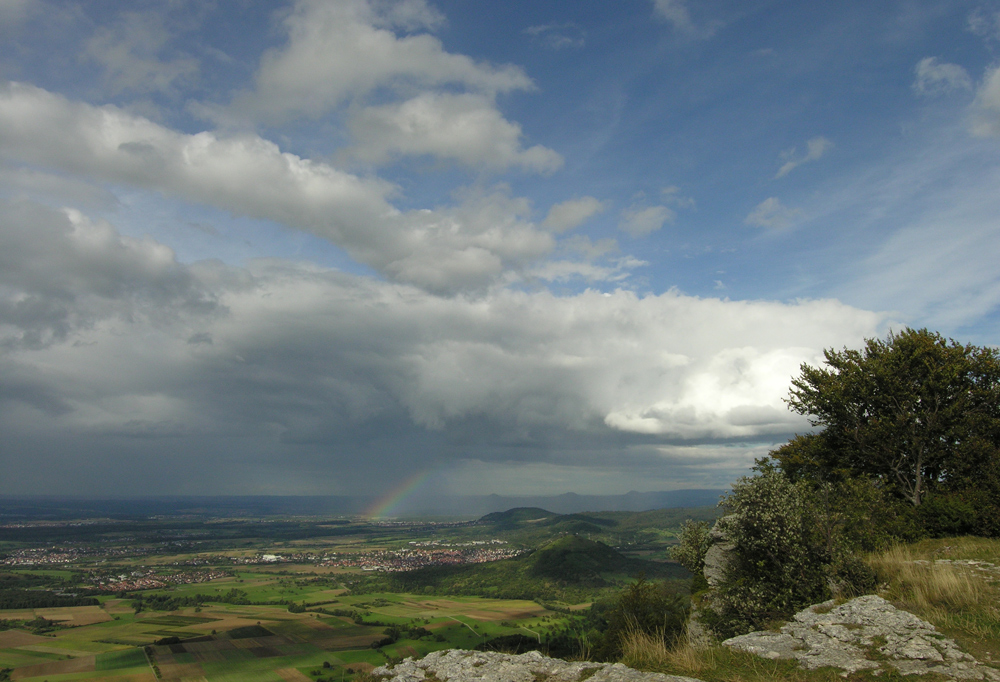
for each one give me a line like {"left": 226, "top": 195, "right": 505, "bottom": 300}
{"left": 276, "top": 667, "right": 313, "bottom": 681}
{"left": 0, "top": 630, "right": 50, "bottom": 647}
{"left": 9, "top": 654, "right": 95, "bottom": 679}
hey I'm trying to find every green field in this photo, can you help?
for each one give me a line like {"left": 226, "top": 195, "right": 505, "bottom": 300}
{"left": 0, "top": 583, "right": 583, "bottom": 681}
{"left": 0, "top": 504, "right": 705, "bottom": 681}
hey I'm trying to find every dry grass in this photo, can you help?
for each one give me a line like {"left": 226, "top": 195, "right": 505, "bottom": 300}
{"left": 867, "top": 537, "right": 1000, "bottom": 662}
{"left": 659, "top": 637, "right": 716, "bottom": 674}
{"left": 868, "top": 544, "right": 990, "bottom": 611}
{"left": 618, "top": 627, "right": 671, "bottom": 671}
{"left": 618, "top": 627, "right": 850, "bottom": 682}
{"left": 621, "top": 629, "right": 725, "bottom": 675}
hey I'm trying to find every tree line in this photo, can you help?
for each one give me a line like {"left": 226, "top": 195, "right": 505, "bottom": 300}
{"left": 0, "top": 589, "right": 98, "bottom": 610}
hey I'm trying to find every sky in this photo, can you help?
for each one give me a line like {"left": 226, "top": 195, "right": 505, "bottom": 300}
{"left": 2, "top": 0, "right": 1000, "bottom": 501}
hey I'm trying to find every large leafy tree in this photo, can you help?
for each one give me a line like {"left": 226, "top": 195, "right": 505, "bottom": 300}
{"left": 778, "top": 328, "right": 1000, "bottom": 507}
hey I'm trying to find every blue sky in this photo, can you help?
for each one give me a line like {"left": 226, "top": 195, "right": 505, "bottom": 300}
{"left": 1, "top": 0, "right": 999, "bottom": 499}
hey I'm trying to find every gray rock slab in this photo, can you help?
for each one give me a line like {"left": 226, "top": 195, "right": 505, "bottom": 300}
{"left": 723, "top": 595, "right": 1000, "bottom": 679}
{"left": 371, "top": 649, "right": 705, "bottom": 682}
{"left": 702, "top": 519, "right": 735, "bottom": 588}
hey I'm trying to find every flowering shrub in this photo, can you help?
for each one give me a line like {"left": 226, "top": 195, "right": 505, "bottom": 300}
{"left": 699, "top": 466, "right": 898, "bottom": 638}
{"left": 701, "top": 468, "right": 828, "bottom": 638}
{"left": 670, "top": 520, "right": 711, "bottom": 577}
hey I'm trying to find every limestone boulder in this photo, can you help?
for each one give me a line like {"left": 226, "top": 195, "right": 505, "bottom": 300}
{"left": 723, "top": 595, "right": 1000, "bottom": 679}
{"left": 372, "top": 648, "right": 704, "bottom": 682}
{"left": 701, "top": 518, "right": 734, "bottom": 588}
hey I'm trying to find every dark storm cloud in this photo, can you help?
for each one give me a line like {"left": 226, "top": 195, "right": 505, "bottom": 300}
{"left": 0, "top": 198, "right": 885, "bottom": 495}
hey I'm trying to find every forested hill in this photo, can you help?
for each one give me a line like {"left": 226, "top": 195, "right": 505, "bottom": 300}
{"left": 472, "top": 505, "right": 718, "bottom": 547}
{"left": 355, "top": 536, "right": 690, "bottom": 602}
{"left": 528, "top": 535, "right": 637, "bottom": 582}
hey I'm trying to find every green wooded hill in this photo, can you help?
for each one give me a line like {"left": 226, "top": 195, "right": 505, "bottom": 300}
{"left": 528, "top": 535, "right": 633, "bottom": 582}
{"left": 477, "top": 507, "right": 558, "bottom": 529}
{"left": 471, "top": 505, "right": 718, "bottom": 551}
{"left": 476, "top": 507, "right": 619, "bottom": 544}
{"left": 360, "top": 535, "right": 690, "bottom": 602}
{"left": 475, "top": 507, "right": 617, "bottom": 537}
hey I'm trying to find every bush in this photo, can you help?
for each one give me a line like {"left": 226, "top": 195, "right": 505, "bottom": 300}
{"left": 475, "top": 634, "right": 541, "bottom": 654}
{"left": 702, "top": 468, "right": 828, "bottom": 638}
{"left": 828, "top": 554, "right": 878, "bottom": 599}
{"left": 701, "top": 465, "right": 912, "bottom": 638}
{"left": 670, "top": 520, "right": 711, "bottom": 577}
{"left": 590, "top": 577, "right": 687, "bottom": 661}
{"left": 918, "top": 493, "right": 977, "bottom": 538}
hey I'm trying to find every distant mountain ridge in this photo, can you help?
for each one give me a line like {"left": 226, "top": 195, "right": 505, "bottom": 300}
{"left": 0, "top": 489, "right": 725, "bottom": 520}
{"left": 454, "top": 490, "right": 725, "bottom": 516}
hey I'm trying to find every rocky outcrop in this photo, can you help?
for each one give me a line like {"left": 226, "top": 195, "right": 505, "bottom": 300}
{"left": 723, "top": 595, "right": 1000, "bottom": 679}
{"left": 373, "top": 595, "right": 999, "bottom": 681}
{"left": 371, "top": 649, "right": 703, "bottom": 682}
{"left": 701, "top": 519, "right": 734, "bottom": 588}
{"left": 684, "top": 516, "right": 734, "bottom": 648}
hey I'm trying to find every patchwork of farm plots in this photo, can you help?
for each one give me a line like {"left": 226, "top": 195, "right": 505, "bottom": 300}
{"left": 1, "top": 586, "right": 572, "bottom": 681}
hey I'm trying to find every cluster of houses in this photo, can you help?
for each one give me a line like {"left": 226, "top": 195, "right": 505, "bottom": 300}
{"left": 1, "top": 536, "right": 525, "bottom": 582}
{"left": 87, "top": 568, "right": 232, "bottom": 592}
{"left": 407, "top": 539, "right": 509, "bottom": 547}
{"left": 0, "top": 545, "right": 123, "bottom": 565}
{"left": 320, "top": 544, "right": 525, "bottom": 572}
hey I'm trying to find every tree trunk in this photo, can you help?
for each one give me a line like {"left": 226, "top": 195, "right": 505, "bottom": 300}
{"left": 911, "top": 446, "right": 924, "bottom": 506}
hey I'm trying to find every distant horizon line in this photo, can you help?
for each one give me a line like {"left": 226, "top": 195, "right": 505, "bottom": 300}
{"left": 0, "top": 488, "right": 727, "bottom": 501}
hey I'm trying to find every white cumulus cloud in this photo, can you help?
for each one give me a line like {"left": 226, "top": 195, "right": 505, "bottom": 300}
{"left": 542, "top": 197, "right": 605, "bottom": 233}
{"left": 346, "top": 92, "right": 562, "bottom": 173}
{"left": 619, "top": 205, "right": 674, "bottom": 237}
{"left": 745, "top": 197, "right": 803, "bottom": 232}
{"left": 971, "top": 64, "right": 1000, "bottom": 137}
{"left": 775, "top": 137, "right": 832, "bottom": 178}
{"left": 912, "top": 57, "right": 972, "bottom": 96}
{"left": 230, "top": 0, "right": 533, "bottom": 123}
{"left": 0, "top": 83, "right": 561, "bottom": 293}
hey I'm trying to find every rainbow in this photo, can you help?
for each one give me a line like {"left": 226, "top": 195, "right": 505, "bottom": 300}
{"left": 365, "top": 469, "right": 432, "bottom": 518}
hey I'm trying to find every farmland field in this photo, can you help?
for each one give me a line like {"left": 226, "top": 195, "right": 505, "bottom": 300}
{"left": 1, "top": 590, "right": 578, "bottom": 681}
{"left": 0, "top": 502, "right": 705, "bottom": 681}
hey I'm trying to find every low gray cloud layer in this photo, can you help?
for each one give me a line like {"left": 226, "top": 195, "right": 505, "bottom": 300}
{"left": 0, "top": 197, "right": 885, "bottom": 495}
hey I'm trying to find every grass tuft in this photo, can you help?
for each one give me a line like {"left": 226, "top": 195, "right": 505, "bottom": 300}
{"left": 618, "top": 627, "right": 671, "bottom": 671}
{"left": 869, "top": 545, "right": 989, "bottom": 611}
{"left": 864, "top": 537, "right": 1000, "bottom": 662}
{"left": 866, "top": 538, "right": 1000, "bottom": 663}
